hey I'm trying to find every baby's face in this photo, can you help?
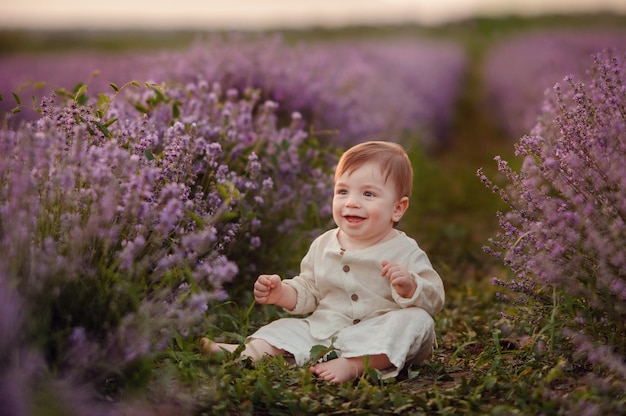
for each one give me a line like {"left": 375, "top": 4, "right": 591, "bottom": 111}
{"left": 332, "top": 162, "right": 407, "bottom": 249}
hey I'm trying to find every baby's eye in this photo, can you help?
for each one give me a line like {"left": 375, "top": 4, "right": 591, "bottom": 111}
{"left": 335, "top": 189, "right": 348, "bottom": 195}
{"left": 363, "top": 191, "right": 375, "bottom": 197}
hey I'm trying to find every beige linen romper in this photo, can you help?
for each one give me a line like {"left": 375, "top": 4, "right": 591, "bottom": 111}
{"left": 249, "top": 228, "right": 445, "bottom": 378}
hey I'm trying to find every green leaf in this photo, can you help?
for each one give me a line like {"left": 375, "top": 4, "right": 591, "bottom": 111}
{"left": 144, "top": 149, "right": 154, "bottom": 161}
{"left": 172, "top": 100, "right": 181, "bottom": 119}
{"left": 54, "top": 87, "right": 73, "bottom": 99}
{"left": 152, "top": 87, "right": 165, "bottom": 102}
{"left": 309, "top": 344, "right": 329, "bottom": 362}
{"left": 74, "top": 85, "right": 88, "bottom": 105}
{"left": 93, "top": 121, "right": 111, "bottom": 137}
{"left": 96, "top": 94, "right": 111, "bottom": 118}
{"left": 72, "top": 82, "right": 86, "bottom": 95}
{"left": 134, "top": 103, "right": 148, "bottom": 114}
{"left": 103, "top": 117, "right": 118, "bottom": 127}
{"left": 12, "top": 92, "right": 21, "bottom": 105}
{"left": 187, "top": 211, "right": 205, "bottom": 227}
{"left": 98, "top": 93, "right": 111, "bottom": 104}
{"left": 110, "top": 83, "right": 120, "bottom": 92}
{"left": 216, "top": 182, "right": 241, "bottom": 200}
{"left": 219, "top": 211, "right": 239, "bottom": 222}
{"left": 32, "top": 95, "right": 41, "bottom": 113}
{"left": 309, "top": 343, "right": 337, "bottom": 363}
{"left": 173, "top": 334, "right": 184, "bottom": 351}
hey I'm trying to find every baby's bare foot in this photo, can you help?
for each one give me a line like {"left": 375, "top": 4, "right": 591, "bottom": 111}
{"left": 310, "top": 357, "right": 362, "bottom": 383}
{"left": 200, "top": 337, "right": 238, "bottom": 355}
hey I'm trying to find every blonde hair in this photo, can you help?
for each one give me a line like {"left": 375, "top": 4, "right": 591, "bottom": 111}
{"left": 334, "top": 141, "right": 413, "bottom": 199}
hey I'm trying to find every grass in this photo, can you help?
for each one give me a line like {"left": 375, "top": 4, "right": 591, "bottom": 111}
{"left": 150, "top": 281, "right": 572, "bottom": 415}
{"left": 4, "top": 13, "right": 626, "bottom": 415}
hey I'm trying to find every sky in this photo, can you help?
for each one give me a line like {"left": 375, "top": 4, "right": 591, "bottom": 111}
{"left": 0, "top": 0, "right": 625, "bottom": 30}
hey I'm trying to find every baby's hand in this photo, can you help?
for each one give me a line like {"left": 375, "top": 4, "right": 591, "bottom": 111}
{"left": 381, "top": 260, "right": 417, "bottom": 298}
{"left": 254, "top": 274, "right": 283, "bottom": 305}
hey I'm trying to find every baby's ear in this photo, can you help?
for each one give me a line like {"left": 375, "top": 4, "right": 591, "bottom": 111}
{"left": 392, "top": 197, "right": 409, "bottom": 222}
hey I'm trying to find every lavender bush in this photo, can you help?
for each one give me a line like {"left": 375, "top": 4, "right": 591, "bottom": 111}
{"left": 0, "top": 74, "right": 334, "bottom": 401}
{"left": 479, "top": 51, "right": 626, "bottom": 386}
{"left": 483, "top": 29, "right": 626, "bottom": 139}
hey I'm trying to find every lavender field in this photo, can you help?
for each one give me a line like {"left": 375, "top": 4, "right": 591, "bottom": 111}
{"left": 1, "top": 16, "right": 625, "bottom": 415}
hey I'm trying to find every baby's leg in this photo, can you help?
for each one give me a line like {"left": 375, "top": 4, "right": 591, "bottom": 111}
{"left": 310, "top": 354, "right": 392, "bottom": 383}
{"left": 200, "top": 337, "right": 285, "bottom": 361}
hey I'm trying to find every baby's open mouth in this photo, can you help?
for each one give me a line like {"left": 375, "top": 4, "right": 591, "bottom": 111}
{"left": 344, "top": 215, "right": 365, "bottom": 223}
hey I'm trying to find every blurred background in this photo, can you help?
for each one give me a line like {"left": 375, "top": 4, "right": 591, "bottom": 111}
{"left": 1, "top": 0, "right": 626, "bottom": 30}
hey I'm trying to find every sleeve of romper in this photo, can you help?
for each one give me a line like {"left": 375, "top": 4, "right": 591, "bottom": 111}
{"left": 392, "top": 246, "right": 445, "bottom": 315}
{"left": 281, "top": 238, "right": 321, "bottom": 315}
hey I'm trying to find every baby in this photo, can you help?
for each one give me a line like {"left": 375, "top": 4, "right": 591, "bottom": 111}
{"left": 202, "top": 140, "right": 445, "bottom": 383}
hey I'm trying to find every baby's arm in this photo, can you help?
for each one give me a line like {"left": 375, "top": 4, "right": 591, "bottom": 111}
{"left": 381, "top": 260, "right": 417, "bottom": 298}
{"left": 254, "top": 274, "right": 298, "bottom": 311}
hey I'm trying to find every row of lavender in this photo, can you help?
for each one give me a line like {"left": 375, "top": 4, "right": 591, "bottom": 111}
{"left": 482, "top": 28, "right": 626, "bottom": 386}
{"left": 0, "top": 83, "right": 309, "bottom": 414}
{"left": 481, "top": 29, "right": 626, "bottom": 412}
{"left": 0, "top": 34, "right": 466, "bottom": 148}
{"left": 480, "top": 48, "right": 626, "bottom": 410}
{"left": 0, "top": 36, "right": 466, "bottom": 413}
{"left": 4, "top": 30, "right": 626, "bottom": 144}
